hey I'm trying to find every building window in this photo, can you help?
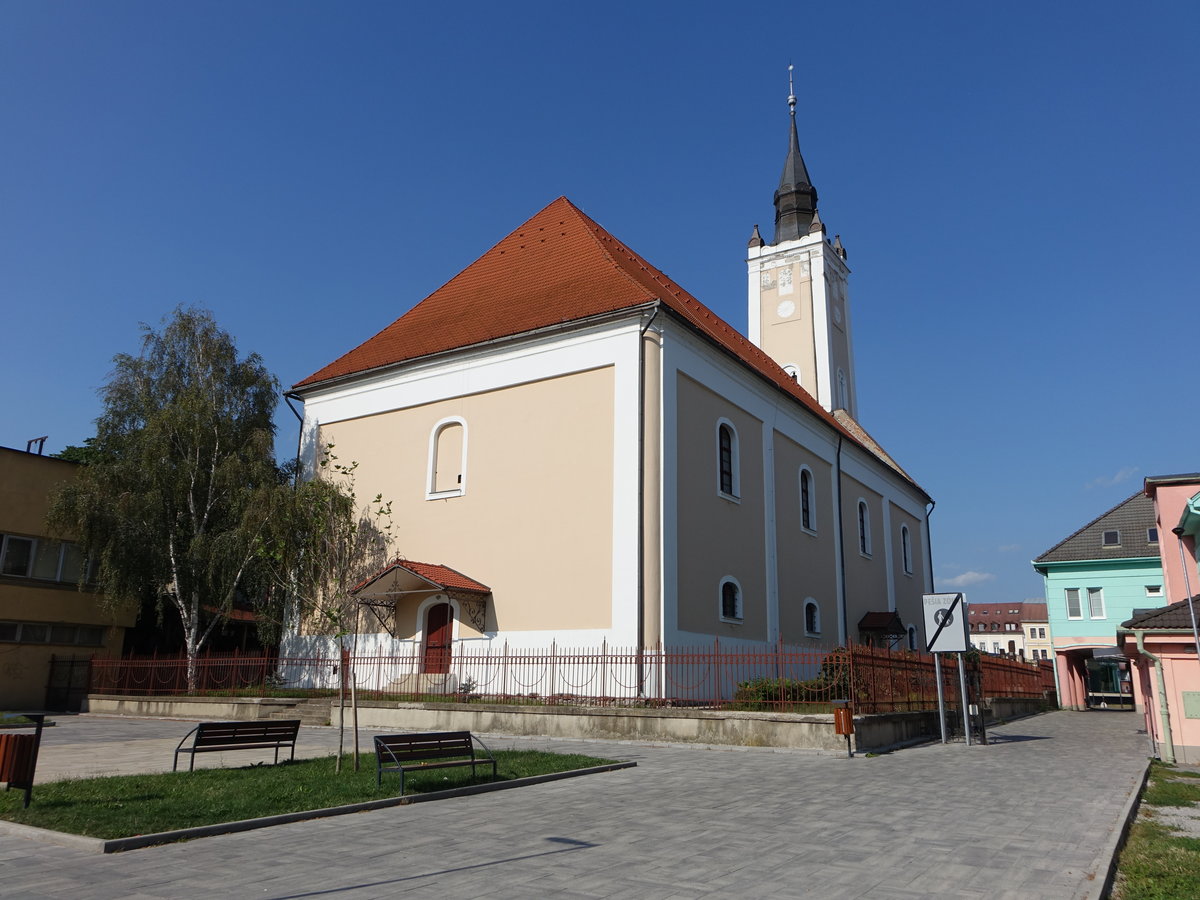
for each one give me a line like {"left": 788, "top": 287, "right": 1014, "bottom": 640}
{"left": 0, "top": 621, "right": 104, "bottom": 646}
{"left": 427, "top": 418, "right": 467, "bottom": 499}
{"left": 1102, "top": 530, "right": 1120, "bottom": 547}
{"left": 804, "top": 599, "right": 820, "bottom": 635}
{"left": 1038, "top": 627, "right": 1046, "bottom": 639}
{"left": 907, "top": 625, "right": 918, "bottom": 651}
{"left": 716, "top": 420, "right": 740, "bottom": 500}
{"left": 1146, "top": 585, "right": 1163, "bottom": 598}
{"left": 0, "top": 534, "right": 92, "bottom": 584}
{"left": 799, "top": 467, "right": 816, "bottom": 533}
{"left": 1147, "top": 527, "right": 1159, "bottom": 544}
{"left": 1066, "top": 588, "right": 1082, "bottom": 619}
{"left": 836, "top": 368, "right": 849, "bottom": 410}
{"left": 1087, "top": 587, "right": 1105, "bottom": 619}
{"left": 857, "top": 500, "right": 871, "bottom": 557}
{"left": 901, "top": 525, "right": 913, "bottom": 575}
{"left": 992, "top": 642, "right": 1001, "bottom": 653}
{"left": 1, "top": 535, "right": 34, "bottom": 577}
{"left": 719, "top": 577, "right": 743, "bottom": 622}
{"left": 1005, "top": 622, "right": 1017, "bottom": 632}
{"left": 992, "top": 622, "right": 999, "bottom": 632}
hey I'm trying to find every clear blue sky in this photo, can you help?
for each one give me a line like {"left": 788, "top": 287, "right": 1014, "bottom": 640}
{"left": 3, "top": 1, "right": 1198, "bottom": 606}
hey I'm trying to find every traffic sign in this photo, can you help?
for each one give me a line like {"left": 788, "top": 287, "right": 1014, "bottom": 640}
{"left": 923, "top": 593, "right": 968, "bottom": 653}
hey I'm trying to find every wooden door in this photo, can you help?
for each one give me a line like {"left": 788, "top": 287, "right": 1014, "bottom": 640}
{"left": 423, "top": 603, "right": 452, "bottom": 674}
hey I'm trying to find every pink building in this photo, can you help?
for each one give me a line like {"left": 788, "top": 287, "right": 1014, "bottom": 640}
{"left": 1120, "top": 475, "right": 1200, "bottom": 764}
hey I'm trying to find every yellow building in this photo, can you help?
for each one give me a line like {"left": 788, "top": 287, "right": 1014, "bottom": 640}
{"left": 287, "top": 107, "right": 933, "bottom": 673}
{"left": 0, "top": 447, "right": 134, "bottom": 708}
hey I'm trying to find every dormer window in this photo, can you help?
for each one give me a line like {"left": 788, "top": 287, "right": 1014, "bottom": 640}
{"left": 1102, "top": 530, "right": 1120, "bottom": 547}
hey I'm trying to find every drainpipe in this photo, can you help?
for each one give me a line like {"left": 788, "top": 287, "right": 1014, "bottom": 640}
{"left": 834, "top": 434, "right": 847, "bottom": 644}
{"left": 1134, "top": 629, "right": 1175, "bottom": 764}
{"left": 636, "top": 305, "right": 660, "bottom": 691}
{"left": 1170, "top": 527, "right": 1200, "bottom": 655}
{"left": 283, "top": 391, "right": 305, "bottom": 488}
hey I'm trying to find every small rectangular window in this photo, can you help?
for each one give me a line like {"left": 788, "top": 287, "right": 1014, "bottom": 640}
{"left": 1146, "top": 585, "right": 1163, "bottom": 598}
{"left": 0, "top": 622, "right": 17, "bottom": 642}
{"left": 59, "top": 543, "right": 86, "bottom": 584}
{"left": 1087, "top": 587, "right": 1105, "bottom": 619}
{"left": 1147, "top": 527, "right": 1159, "bottom": 544}
{"left": 20, "top": 623, "right": 48, "bottom": 643}
{"left": 1, "top": 536, "right": 34, "bottom": 577}
{"left": 77, "top": 626, "right": 105, "bottom": 646}
{"left": 1102, "top": 530, "right": 1120, "bottom": 547}
{"left": 1066, "top": 588, "right": 1082, "bottom": 619}
{"left": 32, "top": 541, "right": 63, "bottom": 580}
{"left": 50, "top": 624, "right": 77, "bottom": 644}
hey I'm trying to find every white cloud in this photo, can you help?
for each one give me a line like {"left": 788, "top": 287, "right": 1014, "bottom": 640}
{"left": 1085, "top": 466, "right": 1140, "bottom": 490}
{"left": 940, "top": 570, "right": 996, "bottom": 588}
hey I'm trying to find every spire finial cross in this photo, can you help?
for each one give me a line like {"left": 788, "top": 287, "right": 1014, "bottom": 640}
{"left": 787, "top": 63, "right": 796, "bottom": 115}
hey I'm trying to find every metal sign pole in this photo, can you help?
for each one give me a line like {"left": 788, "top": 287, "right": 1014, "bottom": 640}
{"left": 934, "top": 653, "right": 947, "bottom": 743}
{"left": 957, "top": 651, "right": 972, "bottom": 747}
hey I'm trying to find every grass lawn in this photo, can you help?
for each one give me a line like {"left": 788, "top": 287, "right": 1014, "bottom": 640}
{"left": 1113, "top": 763, "right": 1200, "bottom": 899}
{"left": 0, "top": 749, "right": 614, "bottom": 839}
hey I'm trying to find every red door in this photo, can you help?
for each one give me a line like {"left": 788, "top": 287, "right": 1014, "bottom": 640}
{"left": 423, "top": 603, "right": 452, "bottom": 674}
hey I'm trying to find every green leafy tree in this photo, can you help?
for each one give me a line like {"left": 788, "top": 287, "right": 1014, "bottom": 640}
{"left": 260, "top": 446, "right": 393, "bottom": 771}
{"left": 49, "top": 307, "right": 283, "bottom": 690}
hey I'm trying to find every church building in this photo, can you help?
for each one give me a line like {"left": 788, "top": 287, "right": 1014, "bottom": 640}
{"left": 286, "top": 95, "right": 934, "bottom": 670}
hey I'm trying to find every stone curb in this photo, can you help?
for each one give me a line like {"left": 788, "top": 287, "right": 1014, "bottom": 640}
{"left": 0, "top": 761, "right": 636, "bottom": 854}
{"left": 1082, "top": 756, "right": 1152, "bottom": 900}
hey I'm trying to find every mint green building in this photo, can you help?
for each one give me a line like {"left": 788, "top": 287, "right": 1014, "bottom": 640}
{"left": 1033, "top": 492, "right": 1165, "bottom": 710}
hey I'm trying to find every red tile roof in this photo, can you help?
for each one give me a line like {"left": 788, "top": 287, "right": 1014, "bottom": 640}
{"left": 295, "top": 196, "right": 925, "bottom": 497}
{"left": 352, "top": 559, "right": 490, "bottom": 596}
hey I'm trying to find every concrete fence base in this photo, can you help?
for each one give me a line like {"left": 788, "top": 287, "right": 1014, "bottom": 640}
{"left": 83, "top": 695, "right": 1049, "bottom": 754}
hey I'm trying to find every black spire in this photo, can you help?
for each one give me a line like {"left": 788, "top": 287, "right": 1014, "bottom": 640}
{"left": 773, "top": 69, "right": 818, "bottom": 244}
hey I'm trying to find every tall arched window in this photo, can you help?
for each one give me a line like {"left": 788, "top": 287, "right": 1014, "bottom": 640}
{"left": 716, "top": 419, "right": 739, "bottom": 499}
{"left": 799, "top": 467, "right": 816, "bottom": 533}
{"left": 901, "top": 524, "right": 913, "bottom": 575}
{"left": 907, "top": 625, "right": 918, "bottom": 651}
{"left": 719, "top": 576, "right": 743, "bottom": 622}
{"left": 857, "top": 500, "right": 871, "bottom": 556}
{"left": 804, "top": 599, "right": 820, "bottom": 636}
{"left": 837, "top": 368, "right": 849, "bottom": 410}
{"left": 427, "top": 417, "right": 467, "bottom": 498}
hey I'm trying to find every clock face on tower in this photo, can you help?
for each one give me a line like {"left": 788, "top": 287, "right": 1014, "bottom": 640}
{"left": 776, "top": 300, "right": 795, "bottom": 319}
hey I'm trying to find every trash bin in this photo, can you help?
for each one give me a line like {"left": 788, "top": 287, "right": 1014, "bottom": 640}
{"left": 0, "top": 714, "right": 45, "bottom": 807}
{"left": 0, "top": 733, "right": 37, "bottom": 785}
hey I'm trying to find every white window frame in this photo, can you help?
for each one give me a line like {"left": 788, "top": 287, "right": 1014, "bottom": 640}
{"left": 1146, "top": 585, "right": 1163, "bottom": 598}
{"left": 1102, "top": 530, "right": 1120, "bottom": 547}
{"left": 1087, "top": 587, "right": 1106, "bottom": 619}
{"left": 856, "top": 499, "right": 872, "bottom": 558}
{"left": 1065, "top": 588, "right": 1082, "bottom": 620}
{"left": 901, "top": 524, "right": 913, "bottom": 575}
{"left": 718, "top": 576, "right": 743, "bottom": 623}
{"left": 426, "top": 417, "right": 468, "bottom": 500}
{"left": 803, "top": 598, "right": 820, "bottom": 636}
{"left": 799, "top": 466, "right": 817, "bottom": 534}
{"left": 715, "top": 418, "right": 741, "bottom": 501}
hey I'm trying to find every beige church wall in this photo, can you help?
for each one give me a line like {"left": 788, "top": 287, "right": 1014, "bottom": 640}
{"left": 316, "top": 366, "right": 616, "bottom": 636}
{"left": 889, "top": 502, "right": 926, "bottom": 631}
{"left": 772, "top": 431, "right": 837, "bottom": 644}
{"left": 840, "top": 474, "right": 889, "bottom": 631}
{"left": 673, "top": 373, "right": 767, "bottom": 643}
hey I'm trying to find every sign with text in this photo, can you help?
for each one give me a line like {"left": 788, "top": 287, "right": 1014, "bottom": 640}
{"left": 923, "top": 592, "right": 968, "bottom": 653}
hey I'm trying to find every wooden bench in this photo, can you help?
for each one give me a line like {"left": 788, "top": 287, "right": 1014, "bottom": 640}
{"left": 173, "top": 720, "right": 301, "bottom": 772}
{"left": 374, "top": 730, "right": 497, "bottom": 793}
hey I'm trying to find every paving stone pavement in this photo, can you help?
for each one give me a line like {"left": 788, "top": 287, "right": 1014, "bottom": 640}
{"left": 1, "top": 709, "right": 1149, "bottom": 899}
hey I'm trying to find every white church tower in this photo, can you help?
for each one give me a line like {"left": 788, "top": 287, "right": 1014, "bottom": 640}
{"left": 747, "top": 68, "right": 857, "bottom": 418}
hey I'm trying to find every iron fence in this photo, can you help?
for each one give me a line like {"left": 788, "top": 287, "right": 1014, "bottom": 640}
{"left": 87, "top": 642, "right": 1047, "bottom": 714}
